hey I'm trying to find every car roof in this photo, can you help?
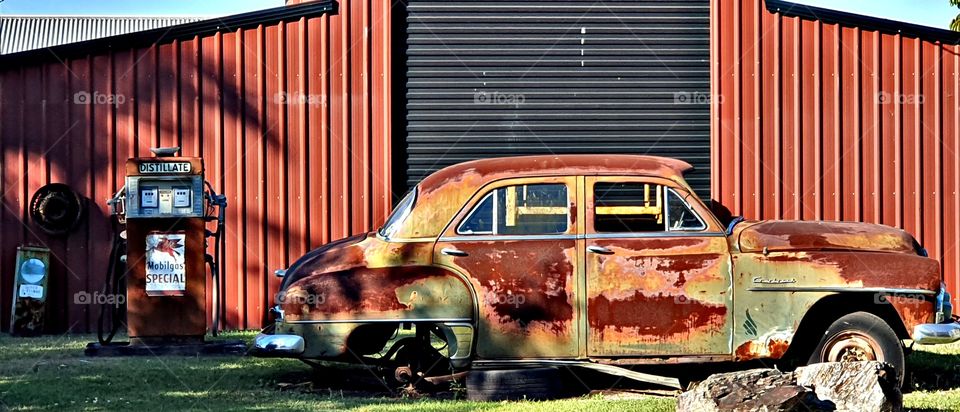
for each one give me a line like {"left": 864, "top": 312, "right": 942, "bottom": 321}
{"left": 420, "top": 155, "right": 694, "bottom": 191}
{"left": 393, "top": 155, "right": 696, "bottom": 239}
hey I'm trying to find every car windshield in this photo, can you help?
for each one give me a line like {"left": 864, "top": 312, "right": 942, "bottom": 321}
{"left": 378, "top": 186, "right": 417, "bottom": 239}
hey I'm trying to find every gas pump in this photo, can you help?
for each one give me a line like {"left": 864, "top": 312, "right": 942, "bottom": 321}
{"left": 88, "top": 147, "right": 237, "bottom": 354}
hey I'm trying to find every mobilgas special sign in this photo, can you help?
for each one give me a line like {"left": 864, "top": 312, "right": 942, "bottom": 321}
{"left": 138, "top": 162, "right": 192, "bottom": 174}
{"left": 145, "top": 232, "right": 187, "bottom": 296}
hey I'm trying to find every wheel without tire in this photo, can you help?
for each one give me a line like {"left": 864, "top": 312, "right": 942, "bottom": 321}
{"left": 807, "top": 311, "right": 905, "bottom": 385}
{"left": 466, "top": 367, "right": 564, "bottom": 401}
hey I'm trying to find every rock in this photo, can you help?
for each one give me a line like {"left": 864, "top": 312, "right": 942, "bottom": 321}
{"left": 795, "top": 362, "right": 902, "bottom": 412}
{"left": 677, "top": 368, "right": 830, "bottom": 412}
{"left": 677, "top": 361, "right": 901, "bottom": 412}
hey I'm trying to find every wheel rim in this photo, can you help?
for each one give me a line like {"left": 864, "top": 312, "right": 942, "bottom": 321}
{"left": 821, "top": 331, "right": 882, "bottom": 363}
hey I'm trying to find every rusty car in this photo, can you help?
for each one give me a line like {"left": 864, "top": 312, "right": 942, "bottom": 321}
{"left": 254, "top": 155, "right": 959, "bottom": 397}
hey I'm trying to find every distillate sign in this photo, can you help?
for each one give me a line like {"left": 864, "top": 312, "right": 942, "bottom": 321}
{"left": 138, "top": 162, "right": 192, "bottom": 174}
{"left": 145, "top": 232, "right": 187, "bottom": 296}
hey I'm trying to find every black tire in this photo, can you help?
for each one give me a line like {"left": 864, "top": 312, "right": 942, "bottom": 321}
{"left": 466, "top": 367, "right": 564, "bottom": 401}
{"left": 807, "top": 311, "right": 905, "bottom": 385}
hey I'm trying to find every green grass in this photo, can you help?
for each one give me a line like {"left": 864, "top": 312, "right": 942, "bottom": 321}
{"left": 0, "top": 332, "right": 672, "bottom": 411}
{"left": 0, "top": 333, "right": 956, "bottom": 411}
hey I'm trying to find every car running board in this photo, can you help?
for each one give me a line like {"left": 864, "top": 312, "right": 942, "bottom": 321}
{"left": 472, "top": 359, "right": 682, "bottom": 389}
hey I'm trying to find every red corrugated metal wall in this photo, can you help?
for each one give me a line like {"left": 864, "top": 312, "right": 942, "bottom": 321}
{"left": 0, "top": 0, "right": 393, "bottom": 332}
{"left": 712, "top": 0, "right": 960, "bottom": 302}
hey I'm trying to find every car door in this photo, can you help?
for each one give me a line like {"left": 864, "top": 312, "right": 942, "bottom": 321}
{"left": 584, "top": 176, "right": 732, "bottom": 357}
{"left": 434, "top": 176, "right": 581, "bottom": 359}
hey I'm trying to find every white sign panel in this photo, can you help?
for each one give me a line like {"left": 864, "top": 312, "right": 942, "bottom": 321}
{"left": 18, "top": 284, "right": 43, "bottom": 299}
{"left": 145, "top": 233, "right": 186, "bottom": 296}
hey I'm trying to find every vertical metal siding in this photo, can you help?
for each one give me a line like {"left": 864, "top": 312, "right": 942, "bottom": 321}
{"left": 0, "top": 0, "right": 392, "bottom": 332}
{"left": 713, "top": 0, "right": 960, "bottom": 304}
{"left": 403, "top": 0, "right": 713, "bottom": 198}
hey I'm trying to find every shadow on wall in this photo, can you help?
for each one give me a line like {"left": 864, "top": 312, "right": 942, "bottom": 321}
{"left": 0, "top": 1, "right": 393, "bottom": 333}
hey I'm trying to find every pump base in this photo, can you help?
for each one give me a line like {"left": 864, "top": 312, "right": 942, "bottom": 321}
{"left": 84, "top": 340, "right": 247, "bottom": 357}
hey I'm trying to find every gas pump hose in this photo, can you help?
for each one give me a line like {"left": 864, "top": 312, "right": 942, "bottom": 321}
{"left": 97, "top": 219, "right": 126, "bottom": 345}
{"left": 205, "top": 182, "right": 227, "bottom": 337}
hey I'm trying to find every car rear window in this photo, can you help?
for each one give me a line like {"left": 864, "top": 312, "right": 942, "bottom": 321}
{"left": 594, "top": 182, "right": 704, "bottom": 232}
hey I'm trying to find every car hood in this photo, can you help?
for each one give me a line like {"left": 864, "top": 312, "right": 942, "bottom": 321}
{"left": 278, "top": 232, "right": 369, "bottom": 292}
{"left": 737, "top": 220, "right": 918, "bottom": 254}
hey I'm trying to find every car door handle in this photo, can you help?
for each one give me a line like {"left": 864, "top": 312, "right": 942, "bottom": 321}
{"left": 587, "top": 245, "right": 614, "bottom": 255}
{"left": 441, "top": 247, "right": 469, "bottom": 257}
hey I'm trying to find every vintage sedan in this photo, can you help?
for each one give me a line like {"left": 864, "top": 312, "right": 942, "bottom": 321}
{"left": 254, "top": 155, "right": 958, "bottom": 396}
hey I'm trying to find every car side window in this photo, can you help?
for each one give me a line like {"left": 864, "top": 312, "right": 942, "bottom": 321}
{"left": 665, "top": 188, "right": 706, "bottom": 231}
{"left": 458, "top": 183, "right": 569, "bottom": 235}
{"left": 594, "top": 182, "right": 705, "bottom": 232}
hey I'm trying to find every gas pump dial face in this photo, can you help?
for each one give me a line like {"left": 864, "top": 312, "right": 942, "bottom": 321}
{"left": 140, "top": 187, "right": 159, "bottom": 208}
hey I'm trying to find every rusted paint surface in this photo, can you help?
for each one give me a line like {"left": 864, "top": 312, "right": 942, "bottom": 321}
{"left": 735, "top": 335, "right": 791, "bottom": 361}
{"left": 0, "top": 0, "right": 392, "bottom": 332}
{"left": 713, "top": 0, "right": 960, "bottom": 308}
{"left": 586, "top": 236, "right": 732, "bottom": 356}
{"left": 433, "top": 175, "right": 581, "bottom": 359}
{"left": 887, "top": 296, "right": 935, "bottom": 333}
{"left": 732, "top": 244, "right": 939, "bottom": 358}
{"left": 269, "top": 153, "right": 945, "bottom": 366}
{"left": 281, "top": 234, "right": 472, "bottom": 322}
{"left": 743, "top": 251, "right": 939, "bottom": 291}
{"left": 738, "top": 220, "right": 917, "bottom": 254}
{"left": 440, "top": 239, "right": 579, "bottom": 359}
{"left": 395, "top": 155, "right": 695, "bottom": 240}
{"left": 582, "top": 175, "right": 731, "bottom": 356}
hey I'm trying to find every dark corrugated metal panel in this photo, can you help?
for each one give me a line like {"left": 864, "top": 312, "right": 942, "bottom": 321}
{"left": 712, "top": 0, "right": 960, "bottom": 305}
{"left": 402, "top": 0, "right": 712, "bottom": 198}
{"left": 0, "top": 0, "right": 393, "bottom": 332}
{"left": 0, "top": 16, "right": 204, "bottom": 54}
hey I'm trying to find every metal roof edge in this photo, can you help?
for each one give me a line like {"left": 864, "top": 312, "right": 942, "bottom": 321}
{"left": 0, "top": 0, "right": 335, "bottom": 65}
{"left": 766, "top": 0, "right": 960, "bottom": 44}
{"left": 0, "top": 15, "right": 210, "bottom": 19}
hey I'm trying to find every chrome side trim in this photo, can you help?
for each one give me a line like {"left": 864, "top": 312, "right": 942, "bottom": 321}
{"left": 379, "top": 236, "right": 436, "bottom": 243}
{"left": 913, "top": 322, "right": 960, "bottom": 344}
{"left": 439, "top": 234, "right": 577, "bottom": 242}
{"left": 584, "top": 231, "right": 725, "bottom": 239}
{"left": 746, "top": 286, "right": 937, "bottom": 295}
{"left": 439, "top": 232, "right": 726, "bottom": 242}
{"left": 284, "top": 317, "right": 472, "bottom": 324}
{"left": 252, "top": 333, "right": 304, "bottom": 356}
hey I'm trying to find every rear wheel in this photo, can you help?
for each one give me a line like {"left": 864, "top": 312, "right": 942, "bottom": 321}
{"left": 807, "top": 311, "right": 905, "bottom": 385}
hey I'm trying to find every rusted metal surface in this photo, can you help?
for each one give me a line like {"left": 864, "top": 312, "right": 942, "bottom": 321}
{"left": 730, "top": 220, "right": 940, "bottom": 360}
{"left": 266, "top": 154, "right": 944, "bottom": 368}
{"left": 397, "top": 155, "right": 695, "bottom": 240}
{"left": 738, "top": 220, "right": 918, "bottom": 254}
{"left": 712, "top": 0, "right": 960, "bottom": 307}
{"left": 0, "top": 0, "right": 392, "bottom": 332}
{"left": 281, "top": 236, "right": 472, "bottom": 321}
{"left": 434, "top": 175, "right": 580, "bottom": 359}
{"left": 584, "top": 175, "right": 731, "bottom": 356}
